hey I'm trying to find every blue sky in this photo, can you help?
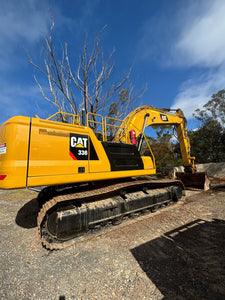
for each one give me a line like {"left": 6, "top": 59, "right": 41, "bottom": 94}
{"left": 0, "top": 0, "right": 225, "bottom": 129}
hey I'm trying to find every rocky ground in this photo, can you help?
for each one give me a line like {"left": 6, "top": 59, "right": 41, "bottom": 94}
{"left": 0, "top": 186, "right": 225, "bottom": 300}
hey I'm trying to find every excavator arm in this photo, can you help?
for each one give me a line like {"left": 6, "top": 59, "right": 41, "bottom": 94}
{"left": 115, "top": 105, "right": 195, "bottom": 171}
{"left": 114, "top": 105, "right": 209, "bottom": 190}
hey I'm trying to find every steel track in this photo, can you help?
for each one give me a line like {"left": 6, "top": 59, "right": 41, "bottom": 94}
{"left": 37, "top": 179, "right": 184, "bottom": 250}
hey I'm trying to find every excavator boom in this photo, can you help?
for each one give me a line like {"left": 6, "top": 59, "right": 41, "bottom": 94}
{"left": 115, "top": 105, "right": 195, "bottom": 170}
{"left": 114, "top": 105, "right": 209, "bottom": 190}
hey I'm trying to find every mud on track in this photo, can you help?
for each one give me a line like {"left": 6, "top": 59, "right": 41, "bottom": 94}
{"left": 0, "top": 187, "right": 225, "bottom": 299}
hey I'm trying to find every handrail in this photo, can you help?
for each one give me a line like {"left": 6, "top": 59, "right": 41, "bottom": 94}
{"left": 45, "top": 110, "right": 154, "bottom": 164}
{"left": 105, "top": 116, "right": 128, "bottom": 143}
{"left": 47, "top": 111, "right": 81, "bottom": 125}
{"left": 142, "top": 133, "right": 156, "bottom": 169}
{"left": 87, "top": 112, "right": 104, "bottom": 138}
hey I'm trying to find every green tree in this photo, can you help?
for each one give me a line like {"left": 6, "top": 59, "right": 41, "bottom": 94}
{"left": 139, "top": 127, "right": 182, "bottom": 177}
{"left": 193, "top": 89, "right": 225, "bottom": 125}
{"left": 108, "top": 89, "right": 129, "bottom": 119}
{"left": 150, "top": 142, "right": 181, "bottom": 176}
{"left": 190, "top": 89, "right": 225, "bottom": 163}
{"left": 189, "top": 119, "right": 225, "bottom": 163}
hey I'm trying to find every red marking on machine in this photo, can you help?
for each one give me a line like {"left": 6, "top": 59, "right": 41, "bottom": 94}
{"left": 69, "top": 151, "right": 77, "bottom": 160}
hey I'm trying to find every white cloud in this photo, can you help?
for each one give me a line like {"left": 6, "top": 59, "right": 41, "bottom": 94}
{"left": 138, "top": 0, "right": 225, "bottom": 68}
{"left": 171, "top": 65, "right": 225, "bottom": 119}
{"left": 0, "top": 1, "right": 52, "bottom": 69}
{"left": 0, "top": 0, "right": 102, "bottom": 125}
{"left": 173, "top": 0, "right": 225, "bottom": 67}
{"left": 0, "top": 0, "right": 74, "bottom": 71}
{"left": 170, "top": 0, "right": 225, "bottom": 118}
{"left": 0, "top": 1, "right": 51, "bottom": 45}
{"left": 0, "top": 2, "right": 49, "bottom": 44}
{"left": 0, "top": 0, "right": 100, "bottom": 70}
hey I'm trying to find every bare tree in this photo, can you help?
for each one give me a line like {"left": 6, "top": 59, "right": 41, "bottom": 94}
{"left": 29, "top": 21, "right": 146, "bottom": 126}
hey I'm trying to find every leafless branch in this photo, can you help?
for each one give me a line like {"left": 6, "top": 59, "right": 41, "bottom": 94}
{"left": 29, "top": 21, "right": 146, "bottom": 125}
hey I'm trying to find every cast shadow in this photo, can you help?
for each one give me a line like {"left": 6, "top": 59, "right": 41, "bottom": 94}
{"left": 15, "top": 197, "right": 39, "bottom": 228}
{"left": 131, "top": 219, "right": 225, "bottom": 299}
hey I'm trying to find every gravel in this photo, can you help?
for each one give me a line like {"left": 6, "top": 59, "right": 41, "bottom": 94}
{"left": 0, "top": 187, "right": 225, "bottom": 299}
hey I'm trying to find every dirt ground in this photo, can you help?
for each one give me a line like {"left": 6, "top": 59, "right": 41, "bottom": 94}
{"left": 0, "top": 186, "right": 225, "bottom": 300}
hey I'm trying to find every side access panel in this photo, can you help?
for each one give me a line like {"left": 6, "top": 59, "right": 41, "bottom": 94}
{"left": 28, "top": 118, "right": 90, "bottom": 177}
{"left": 0, "top": 116, "right": 30, "bottom": 188}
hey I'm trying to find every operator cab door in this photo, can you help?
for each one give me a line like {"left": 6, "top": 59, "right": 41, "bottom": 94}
{"left": 28, "top": 118, "right": 90, "bottom": 177}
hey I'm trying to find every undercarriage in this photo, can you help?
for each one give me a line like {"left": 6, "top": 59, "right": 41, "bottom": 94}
{"left": 37, "top": 178, "right": 184, "bottom": 250}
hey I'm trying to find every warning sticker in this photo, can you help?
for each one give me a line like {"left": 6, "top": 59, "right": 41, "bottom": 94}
{"left": 0, "top": 143, "right": 6, "bottom": 154}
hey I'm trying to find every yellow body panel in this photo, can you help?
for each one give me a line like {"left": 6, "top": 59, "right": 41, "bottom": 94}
{"left": 27, "top": 169, "right": 155, "bottom": 187}
{"left": 28, "top": 118, "right": 90, "bottom": 176}
{"left": 0, "top": 115, "right": 155, "bottom": 189}
{"left": 0, "top": 116, "right": 30, "bottom": 188}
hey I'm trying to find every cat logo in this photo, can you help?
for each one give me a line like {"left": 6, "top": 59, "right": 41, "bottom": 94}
{"left": 160, "top": 114, "right": 168, "bottom": 122}
{"left": 70, "top": 136, "right": 88, "bottom": 148}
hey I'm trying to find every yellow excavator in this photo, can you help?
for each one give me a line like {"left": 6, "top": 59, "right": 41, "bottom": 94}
{"left": 0, "top": 105, "right": 209, "bottom": 249}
